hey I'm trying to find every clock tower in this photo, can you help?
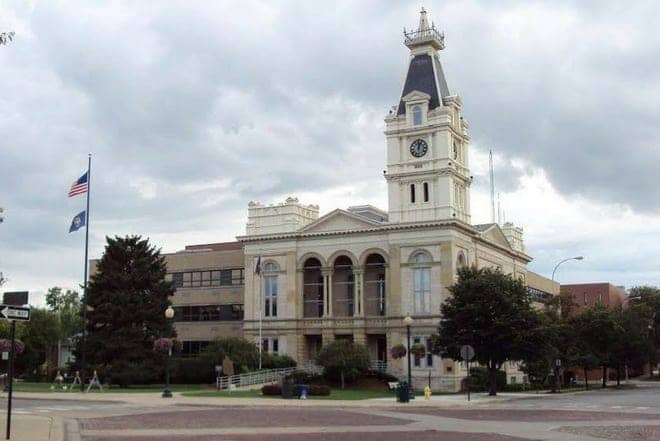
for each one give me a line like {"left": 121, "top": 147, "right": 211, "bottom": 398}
{"left": 385, "top": 8, "right": 471, "bottom": 224}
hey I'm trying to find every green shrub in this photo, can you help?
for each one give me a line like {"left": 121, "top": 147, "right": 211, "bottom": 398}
{"left": 466, "top": 367, "right": 506, "bottom": 392}
{"left": 261, "top": 384, "right": 282, "bottom": 395}
{"left": 262, "top": 353, "right": 297, "bottom": 369}
{"left": 309, "top": 384, "right": 331, "bottom": 396}
{"left": 368, "top": 370, "right": 400, "bottom": 383}
{"left": 285, "top": 371, "right": 324, "bottom": 385}
{"left": 171, "top": 357, "right": 215, "bottom": 384}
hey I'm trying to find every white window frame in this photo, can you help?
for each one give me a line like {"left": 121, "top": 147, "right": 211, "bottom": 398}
{"left": 412, "top": 336, "right": 434, "bottom": 368}
{"left": 261, "top": 337, "right": 279, "bottom": 354}
{"left": 411, "top": 251, "right": 432, "bottom": 314}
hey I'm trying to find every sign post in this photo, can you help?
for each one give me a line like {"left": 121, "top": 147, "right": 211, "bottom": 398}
{"left": 460, "top": 345, "right": 475, "bottom": 402}
{"left": 2, "top": 292, "right": 30, "bottom": 441}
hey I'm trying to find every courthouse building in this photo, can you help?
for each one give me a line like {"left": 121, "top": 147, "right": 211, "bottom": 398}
{"left": 233, "top": 9, "right": 546, "bottom": 390}
{"left": 160, "top": 9, "right": 559, "bottom": 390}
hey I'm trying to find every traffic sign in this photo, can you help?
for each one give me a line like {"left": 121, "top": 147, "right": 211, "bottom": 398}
{"left": 0, "top": 305, "right": 30, "bottom": 321}
{"left": 2, "top": 291, "right": 28, "bottom": 306}
{"left": 460, "top": 344, "right": 475, "bottom": 361}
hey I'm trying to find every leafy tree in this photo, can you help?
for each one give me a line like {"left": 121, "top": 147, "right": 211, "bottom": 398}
{"left": 610, "top": 304, "right": 654, "bottom": 383}
{"left": 199, "top": 337, "right": 260, "bottom": 373}
{"left": 628, "top": 286, "right": 660, "bottom": 375}
{"left": 429, "top": 266, "right": 540, "bottom": 395}
{"left": 315, "top": 340, "right": 370, "bottom": 388}
{"left": 81, "top": 236, "right": 175, "bottom": 387}
{"left": 0, "top": 32, "right": 14, "bottom": 45}
{"left": 46, "top": 287, "right": 82, "bottom": 355}
{"left": 14, "top": 308, "right": 61, "bottom": 379}
{"left": 571, "top": 306, "right": 623, "bottom": 388}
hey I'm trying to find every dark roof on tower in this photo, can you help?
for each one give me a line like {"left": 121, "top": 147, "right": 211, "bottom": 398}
{"left": 397, "top": 54, "right": 450, "bottom": 115}
{"left": 397, "top": 8, "right": 451, "bottom": 116}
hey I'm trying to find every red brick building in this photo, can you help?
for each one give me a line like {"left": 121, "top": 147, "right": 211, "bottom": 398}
{"left": 561, "top": 283, "right": 627, "bottom": 316}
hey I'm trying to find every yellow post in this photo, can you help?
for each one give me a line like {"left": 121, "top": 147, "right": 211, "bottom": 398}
{"left": 424, "top": 385, "right": 432, "bottom": 400}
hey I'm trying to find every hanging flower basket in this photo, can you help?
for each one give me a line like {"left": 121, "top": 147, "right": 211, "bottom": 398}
{"left": 410, "top": 343, "right": 427, "bottom": 358}
{"left": 153, "top": 337, "right": 174, "bottom": 354}
{"left": 0, "top": 339, "right": 24, "bottom": 354}
{"left": 390, "top": 344, "right": 407, "bottom": 359}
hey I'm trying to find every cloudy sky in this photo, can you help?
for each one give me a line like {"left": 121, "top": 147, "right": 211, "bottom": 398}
{"left": 2, "top": 0, "right": 659, "bottom": 305}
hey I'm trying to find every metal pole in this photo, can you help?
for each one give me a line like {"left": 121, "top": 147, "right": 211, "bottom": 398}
{"left": 258, "top": 268, "right": 262, "bottom": 370}
{"left": 406, "top": 324, "right": 412, "bottom": 395}
{"left": 80, "top": 154, "right": 91, "bottom": 392}
{"left": 467, "top": 360, "right": 470, "bottom": 402}
{"left": 6, "top": 320, "right": 15, "bottom": 440}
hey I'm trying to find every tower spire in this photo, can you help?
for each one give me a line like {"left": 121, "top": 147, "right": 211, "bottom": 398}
{"left": 418, "top": 7, "right": 430, "bottom": 32}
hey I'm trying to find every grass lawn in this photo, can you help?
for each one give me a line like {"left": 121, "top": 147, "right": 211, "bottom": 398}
{"left": 181, "top": 388, "right": 396, "bottom": 400}
{"left": 10, "top": 382, "right": 208, "bottom": 394}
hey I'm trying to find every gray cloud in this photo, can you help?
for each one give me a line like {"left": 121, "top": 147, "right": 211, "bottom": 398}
{"left": 1, "top": 0, "right": 660, "bottom": 293}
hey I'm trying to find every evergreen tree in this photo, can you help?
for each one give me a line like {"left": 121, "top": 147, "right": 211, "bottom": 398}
{"left": 429, "top": 266, "right": 540, "bottom": 395}
{"left": 82, "top": 236, "right": 175, "bottom": 386}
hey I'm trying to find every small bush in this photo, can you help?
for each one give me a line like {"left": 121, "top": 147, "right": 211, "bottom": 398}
{"left": 285, "top": 371, "right": 324, "bottom": 385}
{"left": 171, "top": 357, "right": 215, "bottom": 384}
{"left": 369, "top": 370, "right": 400, "bottom": 383}
{"left": 466, "top": 367, "right": 506, "bottom": 392}
{"left": 309, "top": 384, "right": 331, "bottom": 396}
{"left": 262, "top": 353, "right": 297, "bottom": 369}
{"left": 261, "top": 384, "right": 282, "bottom": 395}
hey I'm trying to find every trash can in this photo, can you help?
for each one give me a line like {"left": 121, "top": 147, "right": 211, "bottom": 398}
{"left": 297, "top": 384, "right": 309, "bottom": 399}
{"left": 396, "top": 381, "right": 410, "bottom": 403}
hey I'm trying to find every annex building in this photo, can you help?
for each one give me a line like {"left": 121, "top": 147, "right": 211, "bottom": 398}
{"left": 163, "top": 9, "right": 559, "bottom": 391}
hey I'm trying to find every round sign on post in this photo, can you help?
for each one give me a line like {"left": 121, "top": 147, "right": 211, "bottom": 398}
{"left": 460, "top": 345, "right": 475, "bottom": 361}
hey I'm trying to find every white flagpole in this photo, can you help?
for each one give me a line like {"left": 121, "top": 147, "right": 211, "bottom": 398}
{"left": 80, "top": 153, "right": 91, "bottom": 392}
{"left": 258, "top": 255, "right": 263, "bottom": 370}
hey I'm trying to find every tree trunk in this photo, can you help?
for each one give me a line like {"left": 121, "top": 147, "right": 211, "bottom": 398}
{"left": 488, "top": 364, "right": 497, "bottom": 396}
{"left": 584, "top": 368, "right": 589, "bottom": 390}
{"left": 340, "top": 371, "right": 345, "bottom": 389}
{"left": 616, "top": 365, "right": 621, "bottom": 386}
{"left": 602, "top": 366, "right": 607, "bottom": 388}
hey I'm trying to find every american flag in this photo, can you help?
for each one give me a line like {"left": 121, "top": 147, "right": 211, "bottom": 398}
{"left": 68, "top": 172, "right": 88, "bottom": 197}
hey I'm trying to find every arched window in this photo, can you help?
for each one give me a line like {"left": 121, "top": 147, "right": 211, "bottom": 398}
{"left": 423, "top": 182, "right": 429, "bottom": 202}
{"left": 410, "top": 184, "right": 416, "bottom": 203}
{"left": 412, "top": 105, "right": 422, "bottom": 125}
{"left": 303, "top": 258, "right": 323, "bottom": 318}
{"left": 364, "top": 254, "right": 386, "bottom": 316}
{"left": 410, "top": 251, "right": 432, "bottom": 313}
{"left": 333, "top": 256, "right": 354, "bottom": 317}
{"left": 457, "top": 252, "right": 467, "bottom": 268}
{"left": 263, "top": 262, "right": 278, "bottom": 318}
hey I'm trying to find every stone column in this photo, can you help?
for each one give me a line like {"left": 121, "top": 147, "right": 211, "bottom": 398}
{"left": 353, "top": 267, "right": 364, "bottom": 317}
{"left": 322, "top": 268, "right": 333, "bottom": 317}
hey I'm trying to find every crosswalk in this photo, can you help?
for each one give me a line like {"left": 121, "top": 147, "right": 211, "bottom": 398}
{"left": 6, "top": 403, "right": 136, "bottom": 415}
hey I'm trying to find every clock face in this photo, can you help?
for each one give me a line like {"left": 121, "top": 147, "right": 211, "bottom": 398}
{"left": 410, "top": 139, "right": 428, "bottom": 158}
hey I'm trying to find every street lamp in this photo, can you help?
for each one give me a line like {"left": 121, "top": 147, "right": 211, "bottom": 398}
{"left": 403, "top": 315, "right": 414, "bottom": 398}
{"left": 551, "top": 256, "right": 584, "bottom": 281}
{"left": 162, "top": 306, "right": 175, "bottom": 398}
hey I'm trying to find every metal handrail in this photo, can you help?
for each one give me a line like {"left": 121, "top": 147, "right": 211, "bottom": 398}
{"left": 215, "top": 363, "right": 324, "bottom": 390}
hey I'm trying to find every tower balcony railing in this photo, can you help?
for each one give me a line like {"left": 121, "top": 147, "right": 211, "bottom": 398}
{"left": 403, "top": 26, "right": 445, "bottom": 49}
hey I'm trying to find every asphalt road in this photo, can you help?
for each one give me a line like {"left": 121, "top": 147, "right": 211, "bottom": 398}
{"left": 487, "top": 383, "right": 660, "bottom": 413}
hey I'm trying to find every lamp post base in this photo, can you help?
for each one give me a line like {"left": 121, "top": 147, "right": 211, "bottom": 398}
{"left": 162, "top": 388, "right": 172, "bottom": 398}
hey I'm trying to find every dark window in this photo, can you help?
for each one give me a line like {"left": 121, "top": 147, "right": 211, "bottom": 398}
{"left": 423, "top": 182, "right": 429, "bottom": 202}
{"left": 181, "top": 341, "right": 210, "bottom": 357}
{"left": 171, "top": 268, "right": 245, "bottom": 289}
{"left": 272, "top": 338, "right": 279, "bottom": 353}
{"left": 410, "top": 184, "right": 416, "bottom": 203}
{"left": 174, "top": 304, "right": 244, "bottom": 322}
{"left": 172, "top": 273, "right": 183, "bottom": 288}
{"left": 220, "top": 270, "right": 233, "bottom": 285}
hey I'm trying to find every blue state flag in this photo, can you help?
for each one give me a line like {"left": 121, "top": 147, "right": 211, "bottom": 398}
{"left": 69, "top": 210, "right": 86, "bottom": 233}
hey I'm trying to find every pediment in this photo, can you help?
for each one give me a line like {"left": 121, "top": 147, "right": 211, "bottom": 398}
{"left": 299, "top": 209, "right": 382, "bottom": 234}
{"left": 478, "top": 224, "right": 513, "bottom": 250}
{"left": 402, "top": 90, "right": 432, "bottom": 103}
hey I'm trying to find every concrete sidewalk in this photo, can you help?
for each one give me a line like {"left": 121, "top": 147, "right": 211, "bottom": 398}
{"left": 9, "top": 390, "right": 538, "bottom": 408}
{"left": 0, "top": 414, "right": 63, "bottom": 441}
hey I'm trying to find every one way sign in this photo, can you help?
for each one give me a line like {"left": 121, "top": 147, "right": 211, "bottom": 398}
{"left": 0, "top": 305, "right": 31, "bottom": 321}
